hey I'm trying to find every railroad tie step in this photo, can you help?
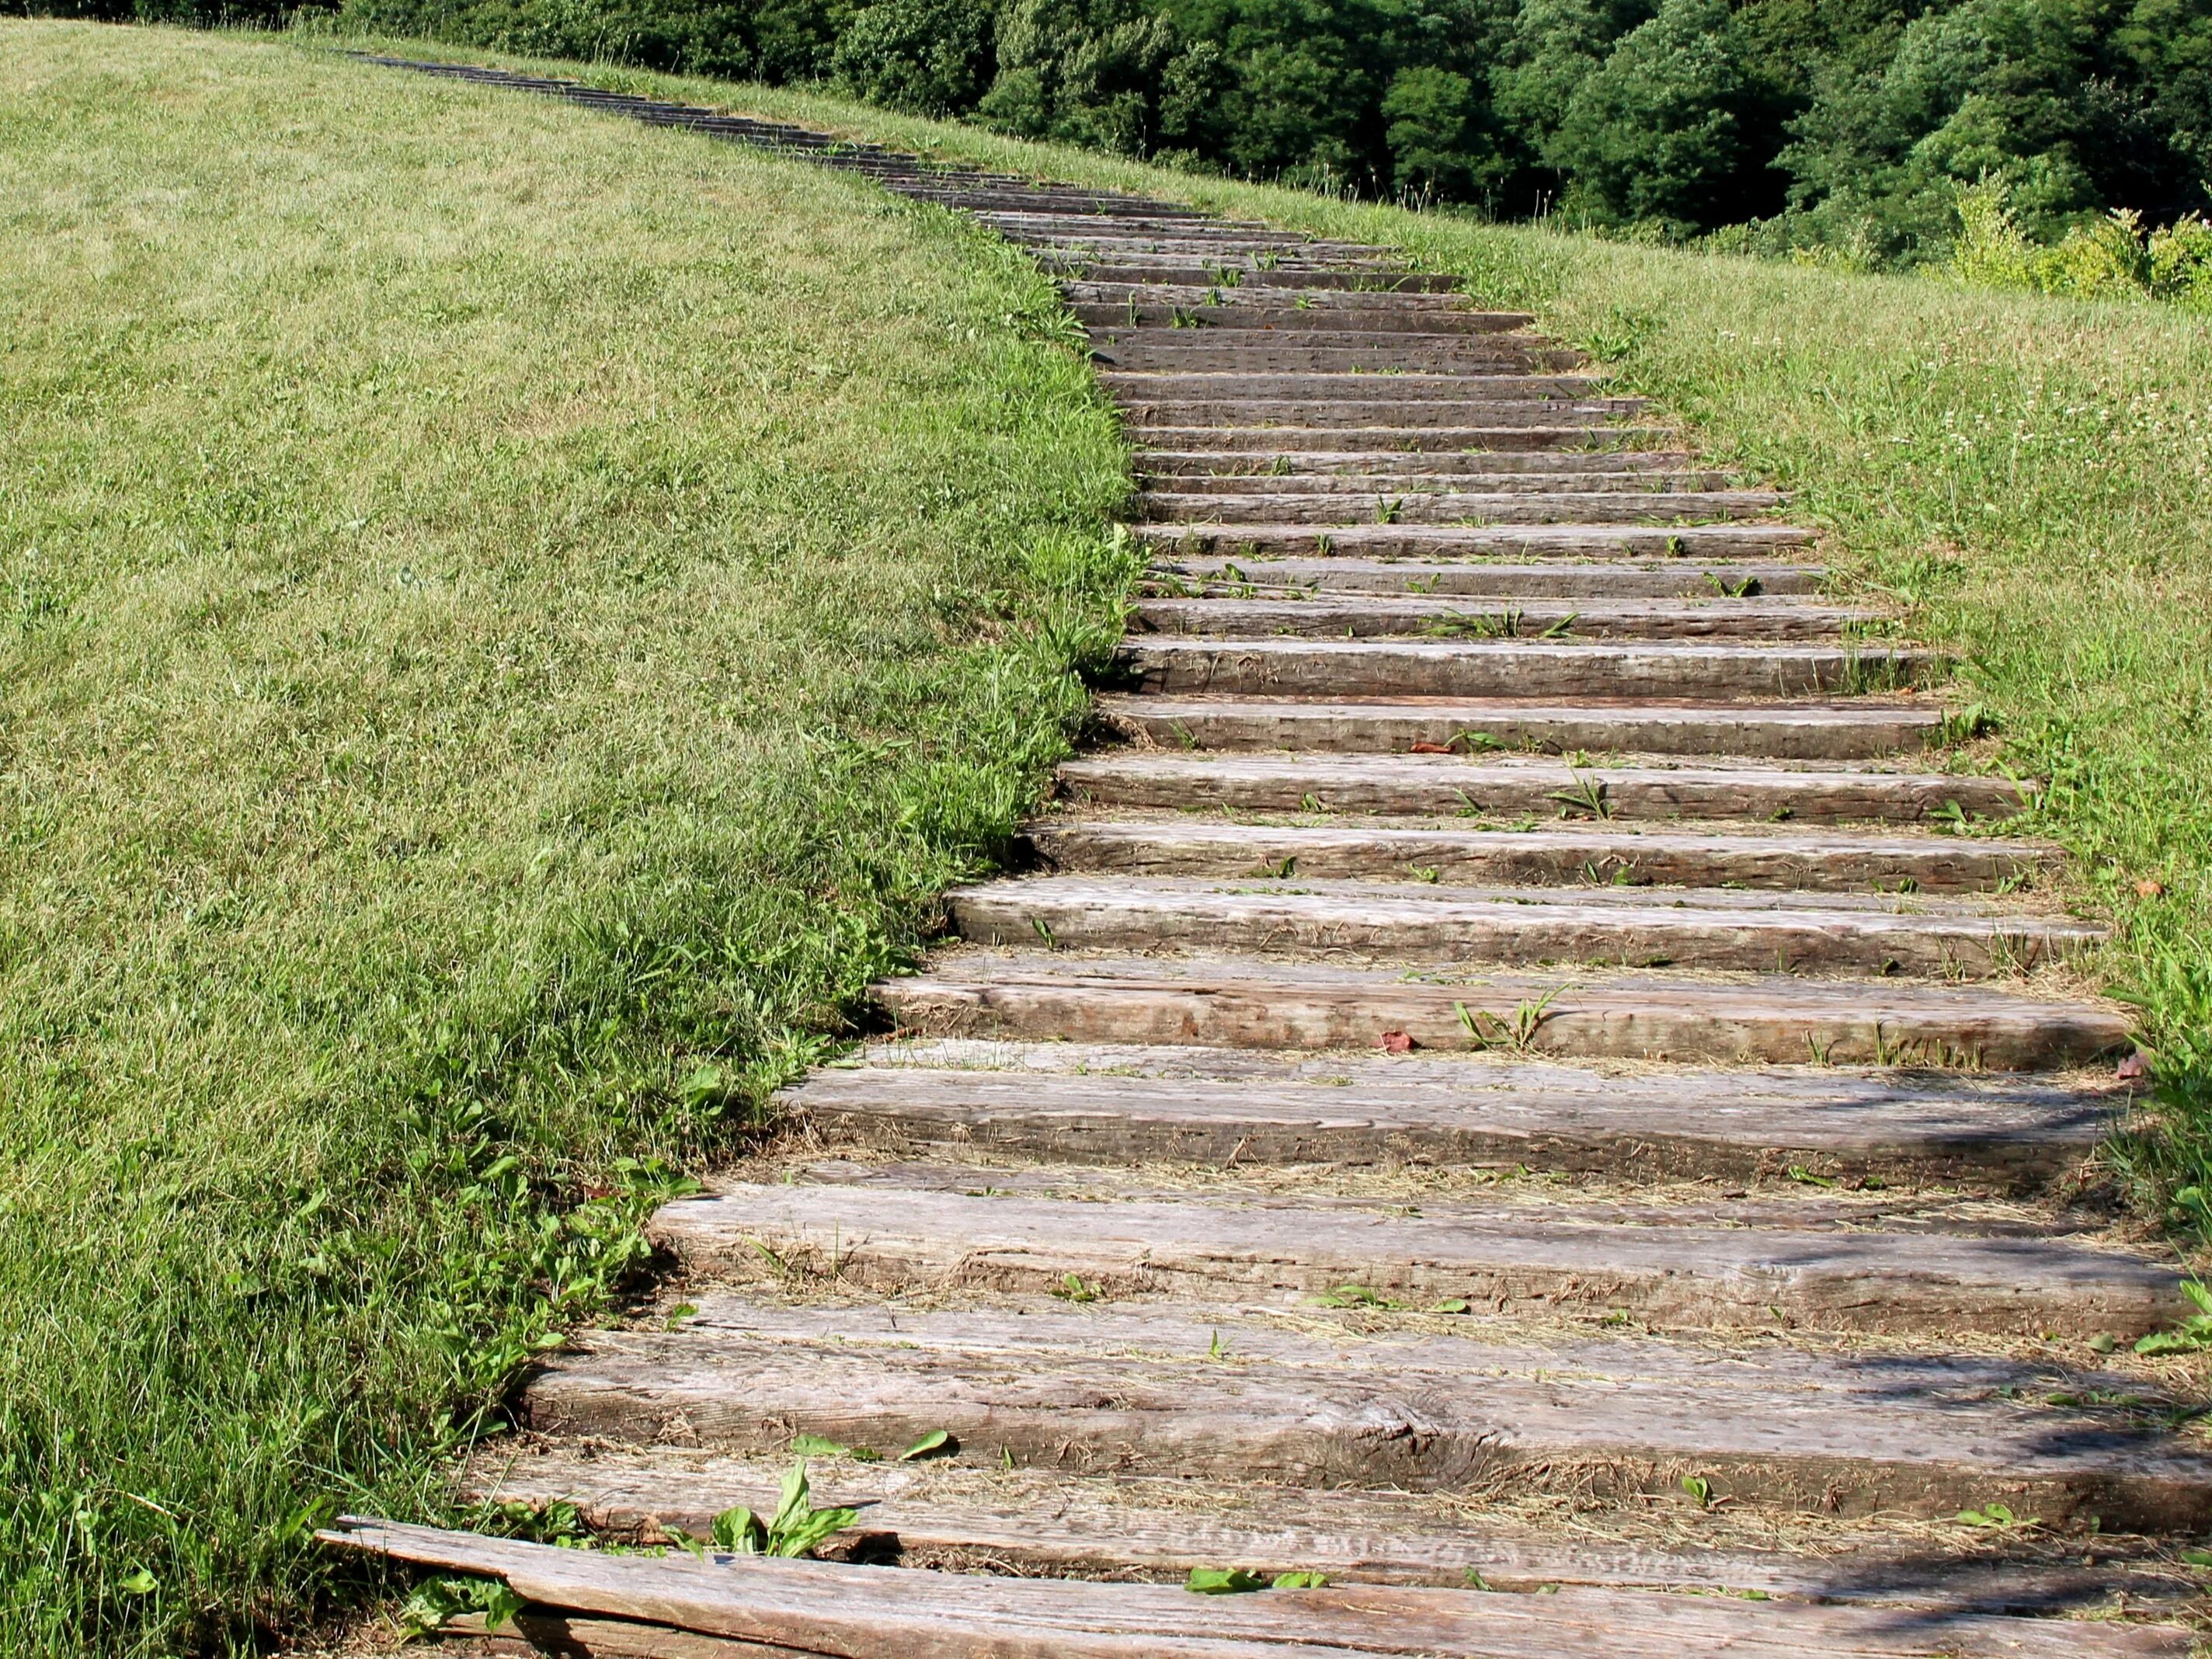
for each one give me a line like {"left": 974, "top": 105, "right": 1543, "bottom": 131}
{"left": 1133, "top": 520, "right": 1811, "bottom": 554}
{"left": 1139, "top": 489, "right": 1785, "bottom": 524}
{"left": 1143, "top": 558, "right": 1822, "bottom": 596}
{"left": 787, "top": 1038, "right": 2116, "bottom": 1189}
{"left": 1128, "top": 594, "right": 1868, "bottom": 639}
{"left": 877, "top": 949, "right": 2128, "bottom": 1067}
{"left": 1056, "top": 750, "right": 2029, "bottom": 821}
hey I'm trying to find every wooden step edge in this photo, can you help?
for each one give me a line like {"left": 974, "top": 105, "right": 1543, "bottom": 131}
{"left": 319, "top": 1519, "right": 2193, "bottom": 1658}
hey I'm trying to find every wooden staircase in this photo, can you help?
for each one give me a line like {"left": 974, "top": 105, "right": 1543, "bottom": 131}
{"left": 333, "top": 58, "right": 2207, "bottom": 1657}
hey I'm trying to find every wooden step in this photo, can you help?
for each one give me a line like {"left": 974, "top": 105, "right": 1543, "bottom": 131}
{"left": 481, "top": 1443, "right": 2197, "bottom": 1612}
{"left": 652, "top": 1171, "right": 2172, "bottom": 1337}
{"left": 945, "top": 875, "right": 2100, "bottom": 976}
{"left": 1103, "top": 371, "right": 1616, "bottom": 402}
{"left": 1100, "top": 694, "right": 1948, "bottom": 759}
{"left": 1121, "top": 398, "right": 1644, "bottom": 430}
{"left": 877, "top": 951, "right": 2130, "bottom": 1067}
{"left": 523, "top": 1296, "right": 2212, "bottom": 1529}
{"left": 1023, "top": 819, "right": 2057, "bottom": 892}
{"left": 1134, "top": 521, "right": 1809, "bottom": 555}
{"left": 323, "top": 1519, "right": 2195, "bottom": 1659}
{"left": 1146, "top": 558, "right": 1824, "bottom": 597}
{"left": 1129, "top": 595, "right": 1868, "bottom": 640}
{"left": 1119, "top": 639, "right": 1934, "bottom": 699}
{"left": 1141, "top": 490, "right": 1783, "bottom": 525}
{"left": 1064, "top": 287, "right": 1522, "bottom": 319}
{"left": 1137, "top": 448, "right": 1699, "bottom": 475}
{"left": 1050, "top": 264, "right": 1462, "bottom": 291}
{"left": 1057, "top": 751, "right": 2029, "bottom": 823}
{"left": 1149, "top": 469, "right": 1731, "bottom": 494}
{"left": 1133, "top": 426, "right": 1681, "bottom": 453}
{"left": 788, "top": 1038, "right": 2113, "bottom": 1188}
{"left": 1095, "top": 342, "right": 1588, "bottom": 374}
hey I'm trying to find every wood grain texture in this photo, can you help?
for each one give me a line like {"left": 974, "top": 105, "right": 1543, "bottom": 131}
{"left": 875, "top": 950, "right": 2130, "bottom": 1067}
{"left": 1129, "top": 596, "right": 1863, "bottom": 638}
{"left": 1145, "top": 558, "right": 1827, "bottom": 597}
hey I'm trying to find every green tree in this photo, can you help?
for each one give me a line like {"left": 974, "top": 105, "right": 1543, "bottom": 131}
{"left": 833, "top": 0, "right": 996, "bottom": 116}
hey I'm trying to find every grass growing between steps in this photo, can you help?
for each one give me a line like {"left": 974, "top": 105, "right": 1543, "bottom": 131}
{"left": 321, "top": 31, "right": 2212, "bottom": 1242}
{"left": 0, "top": 22, "right": 1129, "bottom": 1656}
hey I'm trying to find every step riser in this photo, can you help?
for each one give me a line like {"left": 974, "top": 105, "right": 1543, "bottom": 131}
{"left": 660, "top": 1208, "right": 2169, "bottom": 1341}
{"left": 1120, "top": 643, "right": 1931, "bottom": 700}
{"left": 1022, "top": 827, "right": 2052, "bottom": 894}
{"left": 1149, "top": 472, "right": 1729, "bottom": 493}
{"left": 1135, "top": 427, "right": 1678, "bottom": 452}
{"left": 1122, "top": 402, "right": 1638, "bottom": 428}
{"left": 1146, "top": 562, "right": 1825, "bottom": 598}
{"left": 1132, "top": 600, "right": 1859, "bottom": 641}
{"left": 1103, "top": 705, "right": 1939, "bottom": 760}
{"left": 1138, "top": 449, "right": 1696, "bottom": 474}
{"left": 1138, "top": 526, "right": 1809, "bottom": 555}
{"left": 1141, "top": 496, "right": 1779, "bottom": 525}
{"left": 1052, "top": 266, "right": 1462, "bottom": 292}
{"left": 877, "top": 979, "right": 2122, "bottom": 1070}
{"left": 1059, "top": 760, "right": 2023, "bottom": 823}
{"left": 1097, "top": 348, "right": 1587, "bottom": 373}
{"left": 1104, "top": 374, "right": 1612, "bottom": 401}
{"left": 948, "top": 892, "right": 2084, "bottom": 977}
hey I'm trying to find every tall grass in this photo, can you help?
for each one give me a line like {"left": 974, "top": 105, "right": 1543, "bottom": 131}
{"left": 0, "top": 22, "right": 1129, "bottom": 1654}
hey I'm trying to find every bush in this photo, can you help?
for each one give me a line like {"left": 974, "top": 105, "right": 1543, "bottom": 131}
{"left": 832, "top": 0, "right": 994, "bottom": 117}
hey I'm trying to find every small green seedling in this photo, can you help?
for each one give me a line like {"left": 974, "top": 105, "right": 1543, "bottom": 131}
{"left": 398, "top": 1575, "right": 526, "bottom": 1640}
{"left": 1682, "top": 1474, "right": 1713, "bottom": 1508}
{"left": 899, "top": 1428, "right": 955, "bottom": 1461}
{"left": 2135, "top": 1279, "right": 2212, "bottom": 1355}
{"left": 706, "top": 1459, "right": 859, "bottom": 1558}
{"left": 1956, "top": 1502, "right": 2040, "bottom": 1531}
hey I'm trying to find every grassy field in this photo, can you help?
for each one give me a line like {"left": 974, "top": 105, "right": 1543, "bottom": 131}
{"left": 0, "top": 22, "right": 1127, "bottom": 1654}
{"left": 329, "top": 30, "right": 2212, "bottom": 1212}
{"left": 9, "top": 19, "right": 2212, "bottom": 1657}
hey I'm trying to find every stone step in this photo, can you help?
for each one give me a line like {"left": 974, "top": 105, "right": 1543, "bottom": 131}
{"left": 1137, "top": 523, "right": 1810, "bottom": 556}
{"left": 1145, "top": 558, "right": 1823, "bottom": 597}
{"left": 1149, "top": 469, "right": 1732, "bottom": 493}
{"left": 1024, "top": 819, "right": 2056, "bottom": 893}
{"left": 322, "top": 1518, "right": 2196, "bottom": 1659}
{"left": 1141, "top": 491, "right": 1785, "bottom": 525}
{"left": 1058, "top": 751, "right": 2027, "bottom": 823}
{"left": 946, "top": 874, "right": 2099, "bottom": 976}
{"left": 878, "top": 951, "right": 2129, "bottom": 1068}
{"left": 1139, "top": 447, "right": 1696, "bottom": 474}
{"left": 524, "top": 1296, "right": 2212, "bottom": 1531}
{"left": 1121, "top": 398, "right": 1644, "bottom": 429}
{"left": 1136, "top": 425, "right": 1681, "bottom": 452}
{"left": 787, "top": 1039, "right": 2114, "bottom": 1188}
{"left": 481, "top": 1443, "right": 2196, "bottom": 1612}
{"left": 1104, "top": 371, "right": 1616, "bottom": 402}
{"left": 655, "top": 1171, "right": 2171, "bottom": 1338}
{"left": 1119, "top": 638, "right": 1934, "bottom": 699}
{"left": 1129, "top": 595, "right": 1868, "bottom": 640}
{"left": 1100, "top": 694, "right": 1946, "bottom": 760}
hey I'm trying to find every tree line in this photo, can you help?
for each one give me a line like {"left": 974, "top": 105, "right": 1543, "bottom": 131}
{"left": 48, "top": 0, "right": 2212, "bottom": 263}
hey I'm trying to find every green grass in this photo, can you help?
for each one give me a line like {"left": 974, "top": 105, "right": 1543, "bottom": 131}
{"left": 336, "top": 30, "right": 2212, "bottom": 1212}
{"left": 0, "top": 22, "right": 1129, "bottom": 1654}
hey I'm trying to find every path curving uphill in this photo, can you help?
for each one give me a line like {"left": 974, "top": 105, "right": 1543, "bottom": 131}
{"left": 332, "top": 57, "right": 2208, "bottom": 1657}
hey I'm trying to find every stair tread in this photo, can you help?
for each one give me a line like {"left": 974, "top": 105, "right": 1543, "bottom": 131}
{"left": 523, "top": 1294, "right": 2212, "bottom": 1529}
{"left": 322, "top": 1519, "right": 2194, "bottom": 1658}
{"left": 878, "top": 948, "right": 2130, "bottom": 1068}
{"left": 1130, "top": 596, "right": 1869, "bottom": 637}
{"left": 652, "top": 1167, "right": 2172, "bottom": 1336}
{"left": 478, "top": 1445, "right": 2198, "bottom": 1612}
{"left": 796, "top": 1038, "right": 2116, "bottom": 1185}
{"left": 1147, "top": 557, "right": 1825, "bottom": 597}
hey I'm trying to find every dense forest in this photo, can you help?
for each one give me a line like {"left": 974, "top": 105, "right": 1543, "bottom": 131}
{"left": 37, "top": 0, "right": 2212, "bottom": 262}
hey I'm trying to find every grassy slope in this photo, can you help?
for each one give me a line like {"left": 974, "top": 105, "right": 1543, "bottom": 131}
{"left": 0, "top": 23, "right": 1126, "bottom": 1655}
{"left": 346, "top": 35, "right": 2212, "bottom": 1203}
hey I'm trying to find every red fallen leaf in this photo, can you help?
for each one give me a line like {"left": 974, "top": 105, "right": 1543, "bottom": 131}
{"left": 2136, "top": 878, "right": 2167, "bottom": 899}
{"left": 2116, "top": 1052, "right": 2150, "bottom": 1082}
{"left": 1407, "top": 742, "right": 1454, "bottom": 755}
{"left": 577, "top": 1184, "right": 615, "bottom": 1201}
{"left": 1381, "top": 1030, "right": 1416, "bottom": 1053}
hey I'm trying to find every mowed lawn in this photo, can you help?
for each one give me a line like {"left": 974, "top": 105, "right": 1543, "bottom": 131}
{"left": 0, "top": 23, "right": 1126, "bottom": 1655}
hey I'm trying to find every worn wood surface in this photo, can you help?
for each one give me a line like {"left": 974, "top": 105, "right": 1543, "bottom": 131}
{"left": 1056, "top": 751, "right": 2026, "bottom": 820}
{"left": 325, "top": 1520, "right": 2193, "bottom": 1658}
{"left": 1139, "top": 489, "right": 1782, "bottom": 524}
{"left": 790, "top": 1040, "right": 2116, "bottom": 1185}
{"left": 1146, "top": 557, "right": 1827, "bottom": 597}
{"left": 649, "top": 1174, "right": 2174, "bottom": 1336}
{"left": 878, "top": 950, "right": 2130, "bottom": 1066}
{"left": 1134, "top": 521, "right": 1805, "bottom": 555}
{"left": 1129, "top": 595, "right": 1868, "bottom": 638}
{"left": 1022, "top": 819, "right": 2055, "bottom": 890}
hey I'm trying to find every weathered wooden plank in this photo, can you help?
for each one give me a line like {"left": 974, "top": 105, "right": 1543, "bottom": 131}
{"left": 522, "top": 1298, "right": 2212, "bottom": 1529}
{"left": 649, "top": 1174, "right": 2174, "bottom": 1336}
{"left": 323, "top": 1519, "right": 2191, "bottom": 1657}
{"left": 1103, "top": 371, "right": 1618, "bottom": 401}
{"left": 1145, "top": 558, "right": 1826, "bottom": 598}
{"left": 1021, "top": 819, "right": 2055, "bottom": 892}
{"left": 1098, "top": 694, "right": 1946, "bottom": 759}
{"left": 1132, "top": 425, "right": 1680, "bottom": 453}
{"left": 1136, "top": 521, "right": 1810, "bottom": 556}
{"left": 480, "top": 1445, "right": 2198, "bottom": 1612}
{"left": 945, "top": 874, "right": 2100, "bottom": 976}
{"left": 1121, "top": 398, "right": 1642, "bottom": 430}
{"left": 792, "top": 1040, "right": 2113, "bottom": 1186}
{"left": 1148, "top": 470, "right": 1727, "bottom": 494}
{"left": 1136, "top": 449, "right": 1698, "bottom": 475}
{"left": 1057, "top": 751, "right": 2023, "bottom": 820}
{"left": 1141, "top": 490, "right": 1782, "bottom": 523}
{"left": 1129, "top": 596, "right": 1872, "bottom": 639}
{"left": 875, "top": 951, "right": 2130, "bottom": 1068}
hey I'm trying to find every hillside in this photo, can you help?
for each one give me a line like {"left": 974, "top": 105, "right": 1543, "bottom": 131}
{"left": 0, "top": 22, "right": 1125, "bottom": 1654}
